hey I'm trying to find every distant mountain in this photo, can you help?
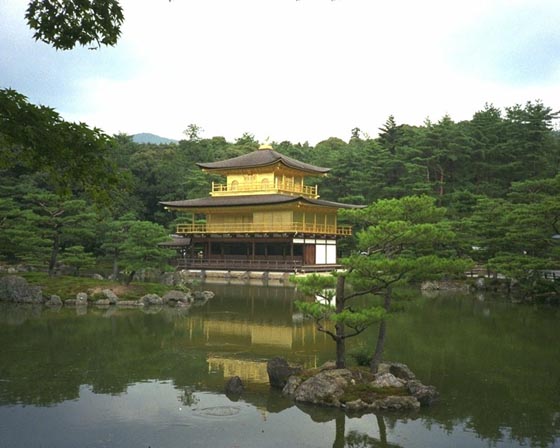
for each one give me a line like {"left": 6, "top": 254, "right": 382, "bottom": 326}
{"left": 132, "top": 133, "right": 178, "bottom": 145}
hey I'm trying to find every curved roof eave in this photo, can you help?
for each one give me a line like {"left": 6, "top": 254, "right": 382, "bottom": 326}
{"left": 196, "top": 149, "right": 330, "bottom": 175}
{"left": 160, "top": 194, "right": 364, "bottom": 210}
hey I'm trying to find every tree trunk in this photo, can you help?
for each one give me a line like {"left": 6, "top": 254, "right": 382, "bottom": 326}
{"left": 112, "top": 250, "right": 119, "bottom": 280}
{"left": 125, "top": 270, "right": 135, "bottom": 286}
{"left": 370, "top": 320, "right": 386, "bottom": 373}
{"left": 370, "top": 285, "right": 392, "bottom": 373}
{"left": 335, "top": 274, "right": 346, "bottom": 368}
{"left": 48, "top": 229, "right": 60, "bottom": 277}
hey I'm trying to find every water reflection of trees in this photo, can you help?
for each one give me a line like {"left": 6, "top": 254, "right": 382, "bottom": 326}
{"left": 0, "top": 293, "right": 559, "bottom": 447}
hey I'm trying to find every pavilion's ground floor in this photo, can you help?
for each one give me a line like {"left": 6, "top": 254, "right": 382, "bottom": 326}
{"left": 169, "top": 235, "right": 342, "bottom": 272}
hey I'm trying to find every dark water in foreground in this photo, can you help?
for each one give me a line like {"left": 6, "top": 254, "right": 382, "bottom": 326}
{"left": 0, "top": 284, "right": 559, "bottom": 448}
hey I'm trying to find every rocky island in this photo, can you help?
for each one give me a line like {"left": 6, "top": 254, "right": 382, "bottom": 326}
{"left": 267, "top": 357, "right": 438, "bottom": 412}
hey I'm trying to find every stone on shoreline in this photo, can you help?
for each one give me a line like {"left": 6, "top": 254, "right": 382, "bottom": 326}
{"left": 45, "top": 295, "right": 62, "bottom": 307}
{"left": 162, "top": 290, "right": 192, "bottom": 306}
{"left": 141, "top": 294, "right": 164, "bottom": 306}
{"left": 0, "top": 275, "right": 43, "bottom": 304}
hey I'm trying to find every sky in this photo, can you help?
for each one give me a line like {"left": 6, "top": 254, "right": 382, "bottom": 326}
{"left": 1, "top": 0, "right": 559, "bottom": 145}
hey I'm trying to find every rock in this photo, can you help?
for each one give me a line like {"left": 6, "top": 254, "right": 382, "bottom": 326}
{"left": 294, "top": 369, "right": 353, "bottom": 407}
{"left": 162, "top": 290, "right": 193, "bottom": 305}
{"left": 421, "top": 280, "right": 469, "bottom": 291}
{"left": 372, "top": 395, "right": 420, "bottom": 411}
{"left": 407, "top": 380, "right": 439, "bottom": 406}
{"left": 267, "top": 357, "right": 303, "bottom": 389}
{"left": 371, "top": 373, "right": 406, "bottom": 388}
{"left": 345, "top": 398, "right": 368, "bottom": 412}
{"left": 159, "top": 272, "right": 175, "bottom": 286}
{"left": 318, "top": 361, "right": 337, "bottom": 371}
{"left": 101, "top": 289, "right": 119, "bottom": 304}
{"left": 193, "top": 290, "right": 215, "bottom": 301}
{"left": 378, "top": 362, "right": 416, "bottom": 381}
{"left": 141, "top": 294, "right": 163, "bottom": 306}
{"left": 116, "top": 300, "right": 144, "bottom": 307}
{"left": 94, "top": 299, "right": 111, "bottom": 306}
{"left": 76, "top": 292, "right": 88, "bottom": 306}
{"left": 45, "top": 295, "right": 63, "bottom": 307}
{"left": 0, "top": 275, "right": 43, "bottom": 303}
{"left": 91, "top": 273, "right": 104, "bottom": 280}
{"left": 282, "top": 376, "right": 303, "bottom": 396}
{"left": 225, "top": 376, "right": 245, "bottom": 395}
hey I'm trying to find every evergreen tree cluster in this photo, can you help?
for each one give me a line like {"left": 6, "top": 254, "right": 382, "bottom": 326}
{"left": 1, "top": 98, "right": 559, "bottom": 297}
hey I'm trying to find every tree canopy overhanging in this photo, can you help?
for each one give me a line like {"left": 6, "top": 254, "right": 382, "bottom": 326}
{"left": 25, "top": 0, "right": 124, "bottom": 50}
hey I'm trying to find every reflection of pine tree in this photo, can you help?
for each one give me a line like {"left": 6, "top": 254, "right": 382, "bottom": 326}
{"left": 178, "top": 386, "right": 198, "bottom": 407}
{"left": 344, "top": 415, "right": 401, "bottom": 447}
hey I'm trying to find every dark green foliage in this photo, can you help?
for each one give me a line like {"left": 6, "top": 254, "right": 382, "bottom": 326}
{"left": 1, "top": 92, "right": 559, "bottom": 299}
{"left": 25, "top": 0, "right": 124, "bottom": 50}
{"left": 0, "top": 88, "right": 120, "bottom": 202}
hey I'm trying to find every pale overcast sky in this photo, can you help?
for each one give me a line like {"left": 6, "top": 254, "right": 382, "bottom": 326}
{"left": 1, "top": 0, "right": 559, "bottom": 144}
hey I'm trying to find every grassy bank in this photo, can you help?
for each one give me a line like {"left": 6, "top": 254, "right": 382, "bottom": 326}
{"left": 15, "top": 272, "right": 175, "bottom": 301}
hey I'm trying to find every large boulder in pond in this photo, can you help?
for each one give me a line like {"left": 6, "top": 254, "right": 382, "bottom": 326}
{"left": 225, "top": 376, "right": 245, "bottom": 395}
{"left": 407, "top": 379, "right": 439, "bottom": 406}
{"left": 193, "top": 290, "right": 215, "bottom": 301}
{"left": 141, "top": 294, "right": 163, "bottom": 306}
{"left": 162, "top": 290, "right": 193, "bottom": 306}
{"left": 0, "top": 275, "right": 43, "bottom": 303}
{"left": 377, "top": 362, "right": 416, "bottom": 381}
{"left": 293, "top": 369, "right": 353, "bottom": 407}
{"left": 267, "top": 357, "right": 303, "bottom": 389}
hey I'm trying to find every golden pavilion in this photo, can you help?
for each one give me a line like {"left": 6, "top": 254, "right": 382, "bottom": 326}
{"left": 160, "top": 144, "right": 362, "bottom": 271}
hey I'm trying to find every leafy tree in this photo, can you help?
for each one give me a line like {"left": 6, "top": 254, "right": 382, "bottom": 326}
{"left": 0, "top": 89, "right": 119, "bottom": 202}
{"left": 119, "top": 220, "right": 174, "bottom": 285}
{"left": 183, "top": 124, "right": 204, "bottom": 142}
{"left": 25, "top": 0, "right": 124, "bottom": 50}
{"left": 98, "top": 213, "right": 137, "bottom": 280}
{"left": 59, "top": 245, "right": 96, "bottom": 276}
{"left": 293, "top": 273, "right": 386, "bottom": 369}
{"left": 21, "top": 192, "right": 98, "bottom": 276}
{"left": 465, "top": 176, "right": 560, "bottom": 300}
{"left": 344, "top": 196, "right": 470, "bottom": 371}
{"left": 418, "top": 115, "right": 470, "bottom": 199}
{"left": 294, "top": 196, "right": 471, "bottom": 370}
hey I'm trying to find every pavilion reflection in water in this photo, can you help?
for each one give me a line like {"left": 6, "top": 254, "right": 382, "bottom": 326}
{"left": 175, "top": 314, "right": 332, "bottom": 383}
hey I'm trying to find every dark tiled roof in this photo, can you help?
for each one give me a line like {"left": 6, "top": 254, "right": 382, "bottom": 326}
{"left": 196, "top": 149, "right": 330, "bottom": 174}
{"left": 158, "top": 237, "right": 192, "bottom": 247}
{"left": 160, "top": 194, "right": 364, "bottom": 209}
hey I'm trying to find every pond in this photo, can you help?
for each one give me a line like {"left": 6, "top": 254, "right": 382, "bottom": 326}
{"left": 0, "top": 283, "right": 559, "bottom": 448}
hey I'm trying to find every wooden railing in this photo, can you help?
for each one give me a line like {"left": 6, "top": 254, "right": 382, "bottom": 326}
{"left": 176, "top": 257, "right": 304, "bottom": 271}
{"left": 211, "top": 180, "right": 318, "bottom": 197}
{"left": 176, "top": 222, "right": 353, "bottom": 236}
{"left": 174, "top": 257, "right": 340, "bottom": 272}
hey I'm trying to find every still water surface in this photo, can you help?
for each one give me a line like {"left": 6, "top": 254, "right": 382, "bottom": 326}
{"left": 0, "top": 283, "right": 558, "bottom": 448}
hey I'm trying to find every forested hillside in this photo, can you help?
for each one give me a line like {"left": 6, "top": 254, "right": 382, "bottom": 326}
{"left": 1, "top": 100, "right": 559, "bottom": 300}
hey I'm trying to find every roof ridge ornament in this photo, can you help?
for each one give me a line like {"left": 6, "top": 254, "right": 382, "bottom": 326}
{"left": 259, "top": 137, "right": 272, "bottom": 150}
